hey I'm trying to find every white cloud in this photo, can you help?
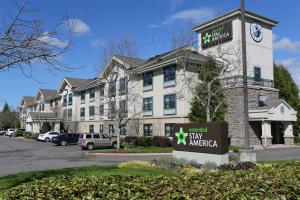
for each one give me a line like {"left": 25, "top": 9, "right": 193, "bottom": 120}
{"left": 276, "top": 58, "right": 300, "bottom": 86}
{"left": 273, "top": 37, "right": 300, "bottom": 52}
{"left": 169, "top": 0, "right": 185, "bottom": 11}
{"left": 68, "top": 18, "right": 90, "bottom": 35}
{"left": 38, "top": 32, "right": 68, "bottom": 48}
{"left": 90, "top": 38, "right": 103, "bottom": 47}
{"left": 162, "top": 8, "right": 216, "bottom": 24}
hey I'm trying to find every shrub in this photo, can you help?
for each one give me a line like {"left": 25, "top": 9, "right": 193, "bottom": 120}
{"left": 12, "top": 130, "right": 24, "bottom": 137}
{"left": 151, "top": 136, "right": 172, "bottom": 147}
{"left": 4, "top": 161, "right": 300, "bottom": 199}
{"left": 22, "top": 131, "right": 33, "bottom": 139}
{"left": 133, "top": 136, "right": 152, "bottom": 146}
{"left": 118, "top": 161, "right": 155, "bottom": 169}
{"left": 219, "top": 161, "right": 256, "bottom": 170}
{"left": 125, "top": 136, "right": 137, "bottom": 144}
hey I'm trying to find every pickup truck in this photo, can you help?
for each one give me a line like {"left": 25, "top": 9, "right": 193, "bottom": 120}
{"left": 78, "top": 133, "right": 117, "bottom": 150}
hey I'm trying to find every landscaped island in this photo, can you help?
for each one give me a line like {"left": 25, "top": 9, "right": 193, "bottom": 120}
{"left": 1, "top": 160, "right": 300, "bottom": 199}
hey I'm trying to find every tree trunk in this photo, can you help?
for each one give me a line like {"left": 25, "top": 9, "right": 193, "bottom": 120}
{"left": 117, "top": 128, "right": 121, "bottom": 150}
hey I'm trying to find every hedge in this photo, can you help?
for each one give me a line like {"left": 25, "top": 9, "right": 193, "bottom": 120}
{"left": 4, "top": 161, "right": 300, "bottom": 199}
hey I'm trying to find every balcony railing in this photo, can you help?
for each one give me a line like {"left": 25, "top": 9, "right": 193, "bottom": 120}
{"left": 221, "top": 76, "right": 274, "bottom": 88}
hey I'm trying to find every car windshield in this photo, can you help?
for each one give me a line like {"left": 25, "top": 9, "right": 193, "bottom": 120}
{"left": 79, "top": 134, "right": 84, "bottom": 139}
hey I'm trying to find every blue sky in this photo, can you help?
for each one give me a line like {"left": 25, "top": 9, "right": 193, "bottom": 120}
{"left": 0, "top": 0, "right": 300, "bottom": 109}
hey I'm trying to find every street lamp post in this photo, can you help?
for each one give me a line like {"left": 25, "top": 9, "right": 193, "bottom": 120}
{"left": 240, "top": 0, "right": 250, "bottom": 149}
{"left": 239, "top": 0, "right": 256, "bottom": 162}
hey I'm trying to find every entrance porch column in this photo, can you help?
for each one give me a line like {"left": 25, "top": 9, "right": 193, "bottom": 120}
{"left": 283, "top": 122, "right": 294, "bottom": 145}
{"left": 261, "top": 121, "right": 272, "bottom": 147}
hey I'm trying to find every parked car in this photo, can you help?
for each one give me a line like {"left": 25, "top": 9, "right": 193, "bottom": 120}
{"left": 0, "top": 130, "right": 6, "bottom": 135}
{"left": 38, "top": 131, "right": 60, "bottom": 142}
{"left": 78, "top": 133, "right": 117, "bottom": 150}
{"left": 52, "top": 133, "right": 80, "bottom": 146}
{"left": 6, "top": 128, "right": 16, "bottom": 136}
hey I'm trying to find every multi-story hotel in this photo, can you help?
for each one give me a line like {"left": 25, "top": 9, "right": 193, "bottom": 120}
{"left": 20, "top": 9, "right": 297, "bottom": 148}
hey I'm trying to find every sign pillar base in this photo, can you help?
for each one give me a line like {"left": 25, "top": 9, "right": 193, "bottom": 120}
{"left": 173, "top": 150, "right": 229, "bottom": 166}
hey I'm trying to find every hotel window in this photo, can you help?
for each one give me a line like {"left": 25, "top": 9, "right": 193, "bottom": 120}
{"left": 90, "top": 88, "right": 95, "bottom": 102}
{"left": 89, "top": 106, "right": 95, "bottom": 120}
{"left": 164, "top": 65, "right": 176, "bottom": 82}
{"left": 120, "top": 124, "right": 127, "bottom": 135}
{"left": 143, "top": 97, "right": 153, "bottom": 116}
{"left": 108, "top": 101, "right": 116, "bottom": 117}
{"left": 165, "top": 123, "right": 174, "bottom": 137}
{"left": 67, "top": 109, "right": 72, "bottom": 120}
{"left": 80, "top": 107, "right": 85, "bottom": 120}
{"left": 119, "top": 77, "right": 127, "bottom": 95}
{"left": 254, "top": 67, "right": 261, "bottom": 81}
{"left": 99, "top": 125, "right": 103, "bottom": 133}
{"left": 143, "top": 71, "right": 153, "bottom": 91}
{"left": 89, "top": 125, "right": 94, "bottom": 133}
{"left": 164, "top": 94, "right": 176, "bottom": 109}
{"left": 119, "top": 100, "right": 127, "bottom": 115}
{"left": 109, "top": 124, "right": 115, "bottom": 134}
{"left": 99, "top": 84, "right": 105, "bottom": 97}
{"left": 81, "top": 91, "right": 85, "bottom": 103}
{"left": 109, "top": 80, "right": 116, "bottom": 97}
{"left": 68, "top": 93, "right": 73, "bottom": 105}
{"left": 63, "top": 95, "right": 67, "bottom": 106}
{"left": 143, "top": 124, "right": 153, "bottom": 136}
{"left": 99, "top": 104, "right": 104, "bottom": 116}
{"left": 41, "top": 102, "right": 45, "bottom": 111}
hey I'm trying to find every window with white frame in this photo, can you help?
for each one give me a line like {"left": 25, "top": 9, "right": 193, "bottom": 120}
{"left": 143, "top": 124, "right": 153, "bottom": 136}
{"left": 89, "top": 88, "right": 95, "bottom": 101}
{"left": 89, "top": 106, "right": 95, "bottom": 120}
{"left": 99, "top": 125, "right": 103, "bottom": 133}
{"left": 165, "top": 123, "right": 174, "bottom": 137}
{"left": 164, "top": 65, "right": 176, "bottom": 82}
{"left": 99, "top": 104, "right": 104, "bottom": 116}
{"left": 80, "top": 107, "right": 85, "bottom": 120}
{"left": 81, "top": 91, "right": 85, "bottom": 103}
{"left": 109, "top": 124, "right": 115, "bottom": 134}
{"left": 89, "top": 125, "right": 94, "bottom": 133}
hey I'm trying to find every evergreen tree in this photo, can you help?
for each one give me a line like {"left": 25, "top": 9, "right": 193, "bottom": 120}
{"left": 188, "top": 57, "right": 227, "bottom": 123}
{"left": 274, "top": 63, "right": 300, "bottom": 132}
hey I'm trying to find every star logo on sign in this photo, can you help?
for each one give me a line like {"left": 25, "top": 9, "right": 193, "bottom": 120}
{"left": 175, "top": 127, "right": 188, "bottom": 145}
{"left": 203, "top": 32, "right": 212, "bottom": 44}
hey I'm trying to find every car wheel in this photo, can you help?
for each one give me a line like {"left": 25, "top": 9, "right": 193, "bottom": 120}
{"left": 60, "top": 141, "right": 67, "bottom": 146}
{"left": 86, "top": 143, "right": 94, "bottom": 150}
{"left": 45, "top": 137, "right": 50, "bottom": 142}
{"left": 112, "top": 142, "right": 118, "bottom": 149}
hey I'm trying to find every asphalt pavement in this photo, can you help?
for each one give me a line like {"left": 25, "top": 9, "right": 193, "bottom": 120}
{"left": 0, "top": 136, "right": 300, "bottom": 177}
{"left": 0, "top": 136, "right": 169, "bottom": 176}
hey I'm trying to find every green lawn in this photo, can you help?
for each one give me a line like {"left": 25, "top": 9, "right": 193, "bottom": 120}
{"left": 0, "top": 165, "right": 174, "bottom": 194}
{"left": 93, "top": 146, "right": 173, "bottom": 153}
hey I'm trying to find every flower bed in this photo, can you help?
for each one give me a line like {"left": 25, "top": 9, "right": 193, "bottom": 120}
{"left": 4, "top": 161, "right": 300, "bottom": 199}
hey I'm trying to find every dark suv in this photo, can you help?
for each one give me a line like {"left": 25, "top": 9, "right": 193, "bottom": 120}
{"left": 52, "top": 133, "right": 80, "bottom": 146}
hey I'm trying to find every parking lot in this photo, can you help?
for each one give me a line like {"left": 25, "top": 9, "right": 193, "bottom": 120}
{"left": 0, "top": 136, "right": 170, "bottom": 176}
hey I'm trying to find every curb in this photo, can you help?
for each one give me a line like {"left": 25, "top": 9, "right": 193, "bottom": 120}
{"left": 86, "top": 152, "right": 173, "bottom": 156}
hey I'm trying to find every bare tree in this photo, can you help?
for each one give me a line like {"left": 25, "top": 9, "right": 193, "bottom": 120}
{"left": 99, "top": 37, "right": 142, "bottom": 149}
{"left": 0, "top": 1, "right": 75, "bottom": 78}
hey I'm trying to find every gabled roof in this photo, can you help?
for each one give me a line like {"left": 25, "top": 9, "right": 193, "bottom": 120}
{"left": 58, "top": 77, "right": 92, "bottom": 92}
{"left": 114, "top": 55, "right": 146, "bottom": 68}
{"left": 99, "top": 55, "right": 146, "bottom": 79}
{"left": 39, "top": 89, "right": 57, "bottom": 98}
{"left": 21, "top": 96, "right": 35, "bottom": 106}
{"left": 253, "top": 99, "right": 292, "bottom": 111}
{"left": 134, "top": 45, "right": 208, "bottom": 74}
{"left": 193, "top": 9, "right": 278, "bottom": 32}
{"left": 73, "top": 79, "right": 99, "bottom": 92}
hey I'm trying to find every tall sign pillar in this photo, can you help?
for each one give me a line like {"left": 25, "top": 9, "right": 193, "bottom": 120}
{"left": 239, "top": 0, "right": 256, "bottom": 162}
